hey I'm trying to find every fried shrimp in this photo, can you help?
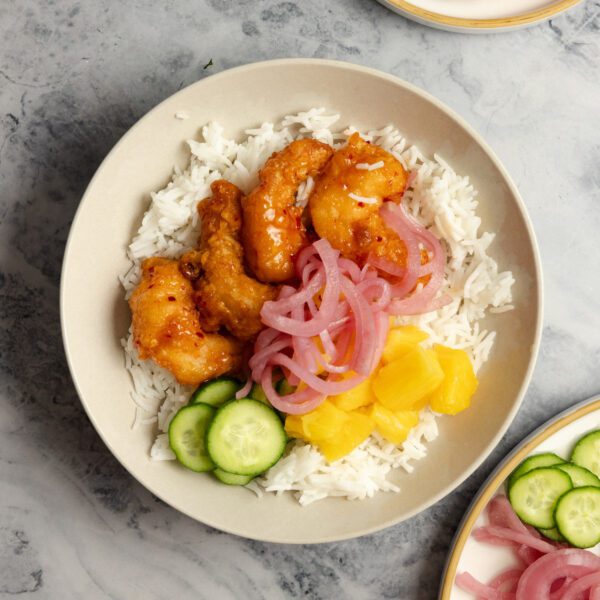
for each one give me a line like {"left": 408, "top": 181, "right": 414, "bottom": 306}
{"left": 241, "top": 138, "right": 333, "bottom": 282}
{"left": 129, "top": 257, "right": 243, "bottom": 386}
{"left": 180, "top": 180, "right": 277, "bottom": 341}
{"left": 308, "top": 132, "right": 409, "bottom": 266}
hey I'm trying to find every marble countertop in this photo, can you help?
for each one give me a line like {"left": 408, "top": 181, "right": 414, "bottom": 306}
{"left": 2, "top": 1, "right": 600, "bottom": 598}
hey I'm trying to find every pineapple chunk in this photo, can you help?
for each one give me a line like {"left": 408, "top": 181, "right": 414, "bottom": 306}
{"left": 284, "top": 415, "right": 306, "bottom": 440}
{"left": 330, "top": 373, "right": 376, "bottom": 411}
{"left": 284, "top": 400, "right": 349, "bottom": 443}
{"left": 382, "top": 325, "right": 429, "bottom": 363}
{"left": 373, "top": 346, "right": 444, "bottom": 411}
{"left": 429, "top": 345, "right": 478, "bottom": 415}
{"left": 367, "top": 403, "right": 420, "bottom": 445}
{"left": 316, "top": 410, "right": 374, "bottom": 462}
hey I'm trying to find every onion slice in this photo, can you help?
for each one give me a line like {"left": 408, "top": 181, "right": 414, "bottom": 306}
{"left": 380, "top": 202, "right": 447, "bottom": 315}
{"left": 516, "top": 549, "right": 600, "bottom": 600}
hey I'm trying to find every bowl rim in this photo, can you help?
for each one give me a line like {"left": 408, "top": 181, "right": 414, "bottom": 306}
{"left": 377, "top": 0, "right": 582, "bottom": 32}
{"left": 60, "top": 58, "right": 544, "bottom": 543}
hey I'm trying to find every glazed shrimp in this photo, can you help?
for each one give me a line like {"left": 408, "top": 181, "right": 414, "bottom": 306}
{"left": 180, "top": 180, "right": 277, "bottom": 341}
{"left": 308, "top": 133, "right": 409, "bottom": 266}
{"left": 241, "top": 138, "right": 333, "bottom": 282}
{"left": 129, "top": 257, "right": 243, "bottom": 386}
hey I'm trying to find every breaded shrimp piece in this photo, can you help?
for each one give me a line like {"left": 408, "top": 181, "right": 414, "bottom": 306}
{"left": 309, "top": 133, "right": 409, "bottom": 266}
{"left": 129, "top": 257, "right": 243, "bottom": 386}
{"left": 241, "top": 139, "right": 333, "bottom": 282}
{"left": 180, "top": 180, "right": 277, "bottom": 341}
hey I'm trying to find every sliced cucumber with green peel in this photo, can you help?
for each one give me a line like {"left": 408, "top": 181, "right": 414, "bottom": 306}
{"left": 508, "top": 467, "right": 573, "bottom": 529}
{"left": 554, "top": 486, "right": 600, "bottom": 548}
{"left": 206, "top": 399, "right": 286, "bottom": 476}
{"left": 168, "top": 404, "right": 216, "bottom": 472}
{"left": 507, "top": 453, "right": 565, "bottom": 490}
{"left": 555, "top": 463, "right": 600, "bottom": 488}
{"left": 190, "top": 377, "right": 242, "bottom": 407}
{"left": 571, "top": 430, "right": 600, "bottom": 479}
{"left": 213, "top": 468, "right": 253, "bottom": 486}
{"left": 538, "top": 527, "right": 565, "bottom": 542}
{"left": 249, "top": 383, "right": 269, "bottom": 405}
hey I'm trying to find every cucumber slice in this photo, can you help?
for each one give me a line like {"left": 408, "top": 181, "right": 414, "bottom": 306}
{"left": 507, "top": 453, "right": 565, "bottom": 490}
{"left": 555, "top": 463, "right": 600, "bottom": 488}
{"left": 206, "top": 399, "right": 286, "bottom": 476}
{"left": 571, "top": 430, "right": 600, "bottom": 478}
{"left": 252, "top": 381, "right": 287, "bottom": 423}
{"left": 555, "top": 486, "right": 600, "bottom": 548}
{"left": 538, "top": 527, "right": 565, "bottom": 542}
{"left": 190, "top": 377, "right": 242, "bottom": 407}
{"left": 249, "top": 383, "right": 269, "bottom": 405}
{"left": 168, "top": 404, "right": 216, "bottom": 472}
{"left": 213, "top": 468, "right": 253, "bottom": 486}
{"left": 508, "top": 467, "right": 573, "bottom": 529}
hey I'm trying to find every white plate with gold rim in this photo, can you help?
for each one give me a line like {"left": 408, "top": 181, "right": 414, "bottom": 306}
{"left": 439, "top": 395, "right": 600, "bottom": 599}
{"left": 377, "top": 0, "right": 583, "bottom": 33}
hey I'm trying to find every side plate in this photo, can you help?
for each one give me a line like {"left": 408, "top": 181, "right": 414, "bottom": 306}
{"left": 439, "top": 394, "right": 600, "bottom": 599}
{"left": 376, "top": 0, "right": 583, "bottom": 34}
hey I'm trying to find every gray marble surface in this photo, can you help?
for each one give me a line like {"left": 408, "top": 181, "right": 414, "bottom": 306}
{"left": 1, "top": 1, "right": 600, "bottom": 598}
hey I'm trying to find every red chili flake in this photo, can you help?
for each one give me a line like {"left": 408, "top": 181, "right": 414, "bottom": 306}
{"left": 148, "top": 284, "right": 154, "bottom": 289}
{"left": 358, "top": 202, "right": 364, "bottom": 207}
{"left": 196, "top": 331, "right": 204, "bottom": 338}
{"left": 376, "top": 236, "right": 383, "bottom": 242}
{"left": 168, "top": 296, "right": 176, "bottom": 302}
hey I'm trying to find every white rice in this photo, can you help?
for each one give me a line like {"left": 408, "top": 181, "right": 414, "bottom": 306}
{"left": 120, "top": 108, "right": 514, "bottom": 505}
{"left": 295, "top": 175, "right": 314, "bottom": 208}
{"left": 356, "top": 160, "right": 384, "bottom": 171}
{"left": 348, "top": 192, "right": 378, "bottom": 205}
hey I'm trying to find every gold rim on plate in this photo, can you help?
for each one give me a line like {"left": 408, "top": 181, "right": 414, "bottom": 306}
{"left": 439, "top": 396, "right": 600, "bottom": 599}
{"left": 385, "top": 0, "right": 582, "bottom": 30}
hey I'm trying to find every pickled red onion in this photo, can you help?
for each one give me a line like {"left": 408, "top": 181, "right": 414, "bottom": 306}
{"left": 379, "top": 202, "right": 448, "bottom": 315}
{"left": 235, "top": 378, "right": 253, "bottom": 399}
{"left": 516, "top": 549, "right": 600, "bottom": 599}
{"left": 488, "top": 568, "right": 524, "bottom": 592}
{"left": 559, "top": 572, "right": 600, "bottom": 600}
{"left": 456, "top": 496, "right": 600, "bottom": 600}
{"left": 261, "top": 239, "right": 340, "bottom": 337}
{"left": 249, "top": 238, "right": 392, "bottom": 413}
{"left": 454, "top": 572, "right": 500, "bottom": 599}
{"left": 487, "top": 495, "right": 532, "bottom": 535}
{"left": 244, "top": 198, "right": 449, "bottom": 415}
{"left": 472, "top": 526, "right": 555, "bottom": 554}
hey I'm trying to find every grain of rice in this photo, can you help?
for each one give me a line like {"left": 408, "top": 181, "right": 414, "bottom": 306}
{"left": 356, "top": 160, "right": 384, "bottom": 171}
{"left": 348, "top": 192, "right": 378, "bottom": 205}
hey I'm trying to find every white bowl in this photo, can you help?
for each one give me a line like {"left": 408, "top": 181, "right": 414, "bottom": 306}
{"left": 61, "top": 59, "right": 542, "bottom": 543}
